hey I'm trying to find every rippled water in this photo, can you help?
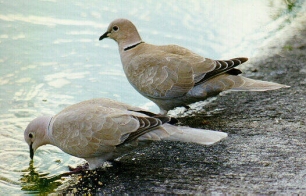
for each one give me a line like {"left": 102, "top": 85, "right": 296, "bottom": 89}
{"left": 0, "top": 0, "right": 304, "bottom": 194}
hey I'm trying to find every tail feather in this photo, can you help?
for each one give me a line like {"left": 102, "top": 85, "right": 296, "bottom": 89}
{"left": 139, "top": 124, "right": 227, "bottom": 145}
{"left": 231, "top": 76, "right": 290, "bottom": 91}
{"left": 191, "top": 74, "right": 289, "bottom": 99}
{"left": 165, "top": 125, "right": 228, "bottom": 145}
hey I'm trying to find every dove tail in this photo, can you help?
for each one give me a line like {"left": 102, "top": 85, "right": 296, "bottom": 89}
{"left": 230, "top": 76, "right": 290, "bottom": 91}
{"left": 190, "top": 74, "right": 289, "bottom": 100}
{"left": 162, "top": 124, "right": 228, "bottom": 145}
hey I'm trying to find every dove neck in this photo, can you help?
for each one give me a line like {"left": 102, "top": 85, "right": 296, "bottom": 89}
{"left": 32, "top": 116, "right": 53, "bottom": 149}
{"left": 119, "top": 30, "right": 142, "bottom": 52}
{"left": 45, "top": 116, "right": 55, "bottom": 145}
{"left": 123, "top": 41, "right": 144, "bottom": 51}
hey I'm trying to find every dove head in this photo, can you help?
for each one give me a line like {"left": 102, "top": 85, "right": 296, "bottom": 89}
{"left": 99, "top": 18, "right": 142, "bottom": 50}
{"left": 24, "top": 116, "right": 52, "bottom": 160}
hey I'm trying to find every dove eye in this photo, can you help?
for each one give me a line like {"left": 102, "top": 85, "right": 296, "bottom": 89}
{"left": 112, "top": 26, "right": 119, "bottom": 31}
{"left": 29, "top": 133, "right": 34, "bottom": 138}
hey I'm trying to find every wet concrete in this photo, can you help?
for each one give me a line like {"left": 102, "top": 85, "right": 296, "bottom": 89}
{"left": 58, "top": 12, "right": 306, "bottom": 195}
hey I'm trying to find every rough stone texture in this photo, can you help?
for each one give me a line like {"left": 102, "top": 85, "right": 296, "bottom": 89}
{"left": 59, "top": 12, "right": 306, "bottom": 196}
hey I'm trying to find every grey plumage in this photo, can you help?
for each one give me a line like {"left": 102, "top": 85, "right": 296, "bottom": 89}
{"left": 24, "top": 98, "right": 227, "bottom": 170}
{"left": 99, "top": 18, "right": 289, "bottom": 114}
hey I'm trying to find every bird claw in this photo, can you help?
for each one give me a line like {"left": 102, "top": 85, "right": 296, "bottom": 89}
{"left": 68, "top": 162, "right": 89, "bottom": 172}
{"left": 60, "top": 163, "right": 90, "bottom": 176}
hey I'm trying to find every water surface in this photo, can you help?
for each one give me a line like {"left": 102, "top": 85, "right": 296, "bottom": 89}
{"left": 0, "top": 0, "right": 304, "bottom": 194}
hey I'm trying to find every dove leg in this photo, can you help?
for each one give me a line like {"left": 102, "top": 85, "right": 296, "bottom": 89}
{"left": 68, "top": 162, "right": 89, "bottom": 172}
{"left": 58, "top": 163, "right": 90, "bottom": 176}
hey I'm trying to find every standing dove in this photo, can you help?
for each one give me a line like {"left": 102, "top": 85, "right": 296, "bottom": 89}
{"left": 99, "top": 18, "right": 289, "bottom": 115}
{"left": 24, "top": 98, "right": 227, "bottom": 170}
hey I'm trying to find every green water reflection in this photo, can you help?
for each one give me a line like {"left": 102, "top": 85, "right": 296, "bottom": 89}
{"left": 0, "top": 0, "right": 304, "bottom": 194}
{"left": 20, "top": 161, "right": 63, "bottom": 194}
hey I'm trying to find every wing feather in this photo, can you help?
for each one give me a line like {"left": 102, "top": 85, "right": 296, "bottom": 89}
{"left": 126, "top": 44, "right": 248, "bottom": 100}
{"left": 50, "top": 104, "right": 170, "bottom": 157}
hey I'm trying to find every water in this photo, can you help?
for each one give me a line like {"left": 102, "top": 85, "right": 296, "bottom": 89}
{"left": 0, "top": 0, "right": 304, "bottom": 194}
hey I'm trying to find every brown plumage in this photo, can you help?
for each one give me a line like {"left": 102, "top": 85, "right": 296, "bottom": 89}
{"left": 24, "top": 98, "right": 227, "bottom": 170}
{"left": 99, "top": 18, "right": 289, "bottom": 114}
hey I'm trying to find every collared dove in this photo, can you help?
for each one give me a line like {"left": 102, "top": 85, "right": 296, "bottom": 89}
{"left": 24, "top": 98, "right": 227, "bottom": 170}
{"left": 99, "top": 18, "right": 289, "bottom": 115}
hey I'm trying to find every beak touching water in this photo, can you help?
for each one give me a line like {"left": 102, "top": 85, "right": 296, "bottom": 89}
{"left": 30, "top": 143, "right": 34, "bottom": 159}
{"left": 99, "top": 32, "right": 109, "bottom": 41}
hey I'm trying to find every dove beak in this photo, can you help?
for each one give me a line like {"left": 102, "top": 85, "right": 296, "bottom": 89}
{"left": 29, "top": 143, "right": 34, "bottom": 160}
{"left": 99, "top": 32, "right": 109, "bottom": 41}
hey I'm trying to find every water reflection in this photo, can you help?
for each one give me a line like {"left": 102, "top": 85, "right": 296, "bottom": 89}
{"left": 269, "top": 0, "right": 303, "bottom": 19}
{"left": 0, "top": 0, "right": 305, "bottom": 194}
{"left": 0, "top": 14, "right": 103, "bottom": 28}
{"left": 20, "top": 161, "right": 63, "bottom": 194}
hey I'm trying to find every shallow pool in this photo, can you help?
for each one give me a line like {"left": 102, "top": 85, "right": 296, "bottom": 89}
{"left": 0, "top": 0, "right": 304, "bottom": 194}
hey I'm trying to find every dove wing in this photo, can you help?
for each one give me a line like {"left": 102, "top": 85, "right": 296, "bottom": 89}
{"left": 50, "top": 105, "right": 166, "bottom": 157}
{"left": 158, "top": 44, "right": 217, "bottom": 81}
{"left": 125, "top": 45, "right": 197, "bottom": 99}
{"left": 125, "top": 43, "right": 247, "bottom": 99}
{"left": 59, "top": 98, "right": 145, "bottom": 113}
{"left": 152, "top": 45, "right": 248, "bottom": 86}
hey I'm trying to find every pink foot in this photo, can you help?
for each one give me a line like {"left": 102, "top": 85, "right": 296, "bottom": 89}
{"left": 61, "top": 163, "right": 89, "bottom": 176}
{"left": 68, "top": 163, "right": 89, "bottom": 172}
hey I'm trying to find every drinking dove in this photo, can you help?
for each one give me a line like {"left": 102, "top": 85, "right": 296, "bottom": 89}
{"left": 24, "top": 98, "right": 227, "bottom": 170}
{"left": 99, "top": 18, "right": 289, "bottom": 115}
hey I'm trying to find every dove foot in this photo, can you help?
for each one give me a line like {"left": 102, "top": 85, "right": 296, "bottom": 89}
{"left": 61, "top": 163, "right": 90, "bottom": 175}
{"left": 59, "top": 163, "right": 89, "bottom": 176}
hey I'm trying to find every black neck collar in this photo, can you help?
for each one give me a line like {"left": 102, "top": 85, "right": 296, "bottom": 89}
{"left": 124, "top": 41, "right": 144, "bottom": 51}
{"left": 47, "top": 117, "right": 52, "bottom": 133}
